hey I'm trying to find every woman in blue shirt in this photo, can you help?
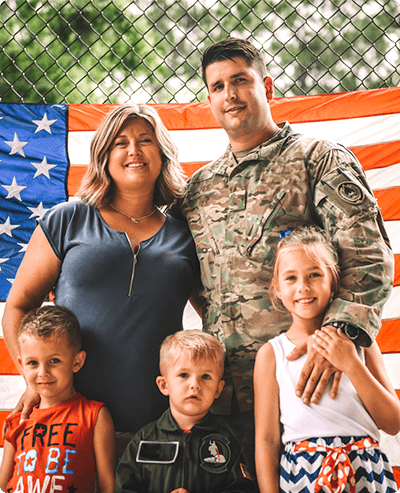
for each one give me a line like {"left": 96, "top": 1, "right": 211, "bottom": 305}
{"left": 2, "top": 103, "right": 200, "bottom": 457}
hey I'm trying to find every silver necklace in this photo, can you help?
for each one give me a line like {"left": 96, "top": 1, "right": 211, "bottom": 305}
{"left": 110, "top": 202, "right": 157, "bottom": 223}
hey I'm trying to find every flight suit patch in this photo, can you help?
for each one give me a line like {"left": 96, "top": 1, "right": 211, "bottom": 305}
{"left": 199, "top": 434, "right": 231, "bottom": 473}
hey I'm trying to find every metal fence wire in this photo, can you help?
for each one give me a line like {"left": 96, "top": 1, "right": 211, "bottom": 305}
{"left": 1, "top": 0, "right": 399, "bottom": 104}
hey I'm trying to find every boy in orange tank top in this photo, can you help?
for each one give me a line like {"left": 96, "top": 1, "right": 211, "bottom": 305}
{"left": 0, "top": 305, "right": 116, "bottom": 493}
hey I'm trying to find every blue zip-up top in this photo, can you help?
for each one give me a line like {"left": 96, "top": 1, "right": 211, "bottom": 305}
{"left": 39, "top": 200, "right": 199, "bottom": 432}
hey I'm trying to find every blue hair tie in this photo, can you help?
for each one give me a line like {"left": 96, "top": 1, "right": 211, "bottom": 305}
{"left": 280, "top": 229, "right": 292, "bottom": 240}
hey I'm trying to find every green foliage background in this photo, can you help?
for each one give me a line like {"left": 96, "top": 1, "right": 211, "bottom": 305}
{"left": 0, "top": 0, "right": 399, "bottom": 103}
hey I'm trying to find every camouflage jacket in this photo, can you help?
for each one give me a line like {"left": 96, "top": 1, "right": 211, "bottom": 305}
{"left": 181, "top": 122, "right": 394, "bottom": 413}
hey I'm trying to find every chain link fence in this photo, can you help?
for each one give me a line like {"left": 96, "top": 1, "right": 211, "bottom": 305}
{"left": 1, "top": 0, "right": 399, "bottom": 104}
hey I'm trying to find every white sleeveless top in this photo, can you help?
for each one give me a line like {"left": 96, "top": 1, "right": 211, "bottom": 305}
{"left": 269, "top": 333, "right": 380, "bottom": 444}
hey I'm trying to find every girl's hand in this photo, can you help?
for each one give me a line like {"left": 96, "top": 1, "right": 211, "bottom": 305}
{"left": 286, "top": 334, "right": 342, "bottom": 404}
{"left": 312, "top": 327, "right": 358, "bottom": 373}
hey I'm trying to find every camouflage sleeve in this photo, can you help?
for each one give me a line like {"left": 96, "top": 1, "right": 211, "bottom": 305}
{"left": 313, "top": 147, "right": 394, "bottom": 347}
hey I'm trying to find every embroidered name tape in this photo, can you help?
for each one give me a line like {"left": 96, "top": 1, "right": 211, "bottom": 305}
{"left": 136, "top": 440, "right": 179, "bottom": 464}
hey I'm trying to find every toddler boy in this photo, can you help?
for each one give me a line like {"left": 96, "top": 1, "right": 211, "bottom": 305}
{"left": 115, "top": 329, "right": 254, "bottom": 493}
{"left": 0, "top": 305, "right": 116, "bottom": 493}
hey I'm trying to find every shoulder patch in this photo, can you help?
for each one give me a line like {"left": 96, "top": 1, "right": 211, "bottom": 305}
{"left": 337, "top": 181, "right": 364, "bottom": 204}
{"left": 240, "top": 462, "right": 253, "bottom": 481}
{"left": 199, "top": 434, "right": 231, "bottom": 473}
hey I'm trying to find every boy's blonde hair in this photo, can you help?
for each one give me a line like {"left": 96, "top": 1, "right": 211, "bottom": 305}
{"left": 159, "top": 330, "right": 225, "bottom": 379}
{"left": 270, "top": 225, "right": 340, "bottom": 310}
{"left": 19, "top": 305, "right": 82, "bottom": 354}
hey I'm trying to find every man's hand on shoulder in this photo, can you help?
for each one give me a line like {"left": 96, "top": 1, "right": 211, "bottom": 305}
{"left": 286, "top": 328, "right": 342, "bottom": 404}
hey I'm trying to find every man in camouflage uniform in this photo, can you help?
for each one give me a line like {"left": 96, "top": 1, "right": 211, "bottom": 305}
{"left": 180, "top": 37, "right": 394, "bottom": 476}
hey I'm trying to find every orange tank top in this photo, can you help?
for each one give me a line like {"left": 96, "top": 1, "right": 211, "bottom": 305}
{"left": 5, "top": 394, "right": 104, "bottom": 493}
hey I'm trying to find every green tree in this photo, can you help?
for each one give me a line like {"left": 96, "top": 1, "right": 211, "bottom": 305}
{"left": 140, "top": 0, "right": 400, "bottom": 100}
{"left": 0, "top": 0, "right": 399, "bottom": 103}
{"left": 0, "top": 0, "right": 147, "bottom": 103}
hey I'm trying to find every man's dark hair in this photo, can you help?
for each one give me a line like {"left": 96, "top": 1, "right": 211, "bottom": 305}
{"left": 201, "top": 37, "right": 267, "bottom": 88}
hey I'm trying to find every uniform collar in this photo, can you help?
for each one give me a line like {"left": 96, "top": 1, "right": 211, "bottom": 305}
{"left": 213, "top": 121, "right": 292, "bottom": 177}
{"left": 157, "top": 408, "right": 220, "bottom": 433}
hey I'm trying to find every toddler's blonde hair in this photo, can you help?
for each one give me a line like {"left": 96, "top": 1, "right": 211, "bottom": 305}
{"left": 159, "top": 330, "right": 225, "bottom": 379}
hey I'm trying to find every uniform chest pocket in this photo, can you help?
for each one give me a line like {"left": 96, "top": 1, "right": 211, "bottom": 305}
{"left": 241, "top": 186, "right": 314, "bottom": 264}
{"left": 186, "top": 208, "right": 220, "bottom": 291}
{"left": 238, "top": 190, "right": 287, "bottom": 262}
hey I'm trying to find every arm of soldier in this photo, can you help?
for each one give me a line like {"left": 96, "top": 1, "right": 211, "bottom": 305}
{"left": 286, "top": 329, "right": 342, "bottom": 405}
{"left": 289, "top": 147, "right": 393, "bottom": 404}
{"left": 0, "top": 440, "right": 15, "bottom": 491}
{"left": 314, "top": 148, "right": 394, "bottom": 347}
{"left": 254, "top": 343, "right": 280, "bottom": 493}
{"left": 94, "top": 406, "right": 116, "bottom": 493}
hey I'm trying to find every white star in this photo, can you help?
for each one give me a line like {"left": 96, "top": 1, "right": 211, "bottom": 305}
{"left": 4, "top": 133, "right": 28, "bottom": 157}
{"left": 17, "top": 243, "right": 28, "bottom": 253}
{"left": 28, "top": 202, "right": 49, "bottom": 219}
{"left": 32, "top": 113, "right": 57, "bottom": 134}
{"left": 2, "top": 177, "right": 27, "bottom": 201}
{"left": 31, "top": 156, "right": 57, "bottom": 179}
{"left": 7, "top": 278, "right": 14, "bottom": 285}
{"left": 0, "top": 258, "right": 8, "bottom": 271}
{"left": 0, "top": 217, "right": 20, "bottom": 237}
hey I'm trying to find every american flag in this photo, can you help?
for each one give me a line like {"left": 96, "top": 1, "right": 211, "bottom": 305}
{"left": 0, "top": 104, "right": 69, "bottom": 298}
{"left": 0, "top": 89, "right": 399, "bottom": 484}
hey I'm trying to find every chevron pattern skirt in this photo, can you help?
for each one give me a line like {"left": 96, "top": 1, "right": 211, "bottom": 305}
{"left": 281, "top": 436, "right": 397, "bottom": 493}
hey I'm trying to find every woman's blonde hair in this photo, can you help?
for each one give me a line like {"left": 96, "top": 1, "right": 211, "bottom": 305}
{"left": 270, "top": 225, "right": 340, "bottom": 311}
{"left": 159, "top": 330, "right": 225, "bottom": 379}
{"left": 76, "top": 103, "right": 186, "bottom": 208}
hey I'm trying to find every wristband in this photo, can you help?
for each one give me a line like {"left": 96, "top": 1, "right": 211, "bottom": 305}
{"left": 326, "top": 321, "right": 360, "bottom": 340}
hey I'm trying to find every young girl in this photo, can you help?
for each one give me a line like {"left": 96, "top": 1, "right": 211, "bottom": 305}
{"left": 254, "top": 225, "right": 400, "bottom": 493}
